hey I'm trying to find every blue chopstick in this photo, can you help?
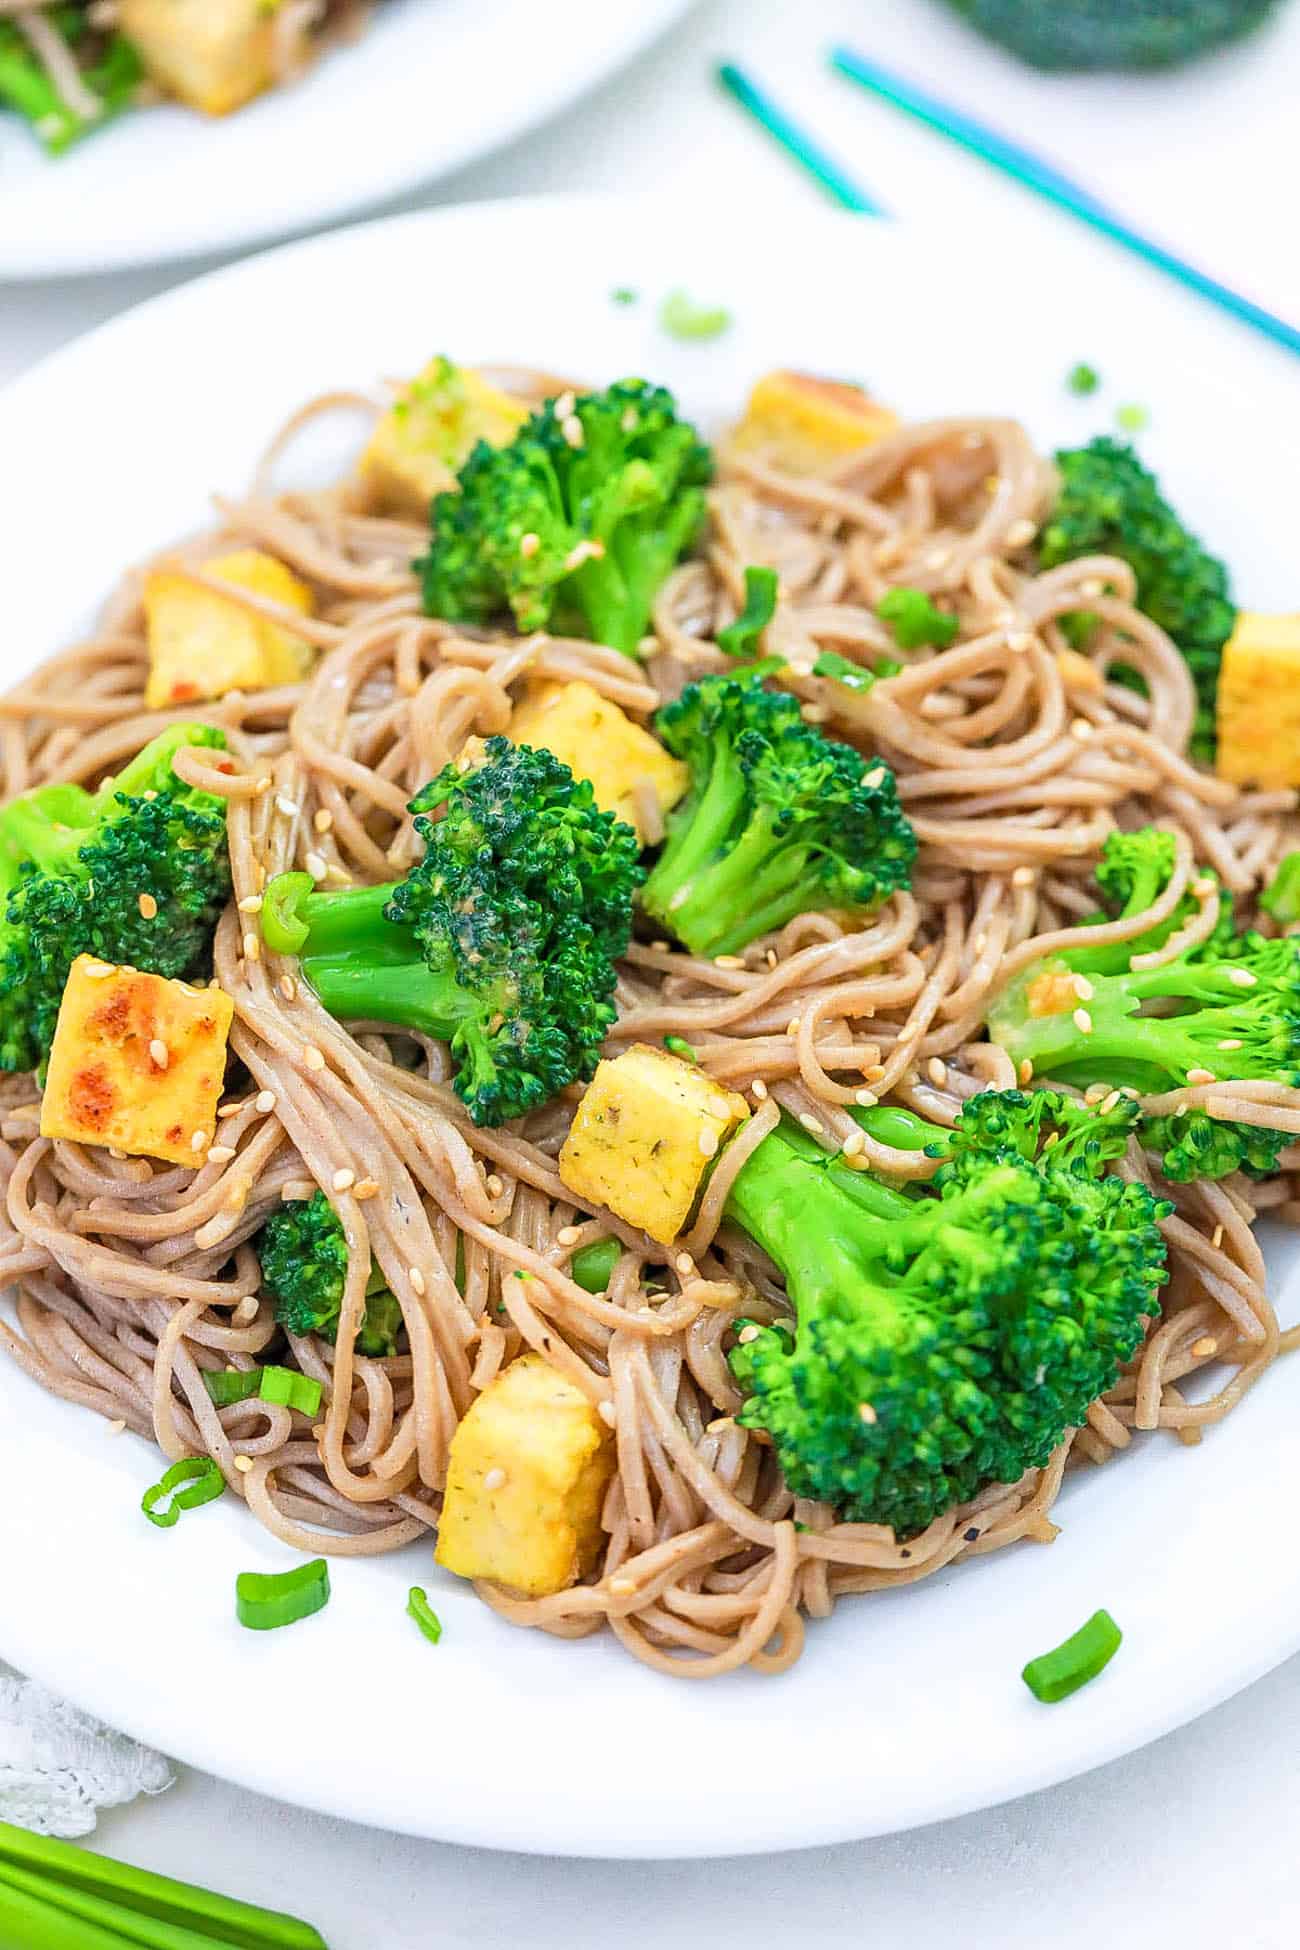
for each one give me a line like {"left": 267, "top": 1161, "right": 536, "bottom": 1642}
{"left": 716, "top": 63, "right": 887, "bottom": 217}
{"left": 830, "top": 45, "right": 1300, "bottom": 359}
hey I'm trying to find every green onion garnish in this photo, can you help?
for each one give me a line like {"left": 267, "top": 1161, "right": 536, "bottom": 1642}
{"left": 1067, "top": 362, "right": 1100, "bottom": 395}
{"left": 658, "top": 288, "right": 732, "bottom": 341}
{"left": 1262, "top": 851, "right": 1300, "bottom": 925}
{"left": 611, "top": 286, "right": 639, "bottom": 306}
{"left": 141, "top": 1457, "right": 225, "bottom": 1530}
{"left": 1022, "top": 1608, "right": 1122, "bottom": 1703}
{"left": 204, "top": 1365, "right": 323, "bottom": 1417}
{"left": 407, "top": 1586, "right": 444, "bottom": 1645}
{"left": 876, "top": 587, "right": 959, "bottom": 650}
{"left": 664, "top": 1034, "right": 698, "bottom": 1062}
{"left": 236, "top": 1558, "right": 331, "bottom": 1632}
{"left": 717, "top": 564, "right": 779, "bottom": 658}
{"left": 811, "top": 649, "right": 903, "bottom": 691}
{"left": 571, "top": 1237, "right": 621, "bottom": 1294}
{"left": 1115, "top": 402, "right": 1149, "bottom": 432}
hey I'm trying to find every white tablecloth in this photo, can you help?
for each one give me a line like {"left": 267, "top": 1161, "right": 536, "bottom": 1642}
{"left": 3, "top": 2, "right": 1297, "bottom": 1942}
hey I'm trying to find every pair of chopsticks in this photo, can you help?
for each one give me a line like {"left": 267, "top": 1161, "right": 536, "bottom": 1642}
{"left": 717, "top": 55, "right": 1300, "bottom": 359}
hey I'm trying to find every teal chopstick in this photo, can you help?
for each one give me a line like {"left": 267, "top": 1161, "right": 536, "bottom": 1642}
{"left": 716, "top": 63, "right": 886, "bottom": 216}
{"left": 830, "top": 46, "right": 1300, "bottom": 359}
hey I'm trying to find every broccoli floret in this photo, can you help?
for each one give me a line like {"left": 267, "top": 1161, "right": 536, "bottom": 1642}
{"left": 0, "top": 723, "right": 232, "bottom": 1075}
{"left": 0, "top": 10, "right": 142, "bottom": 153}
{"left": 725, "top": 1090, "right": 1169, "bottom": 1535}
{"left": 417, "top": 378, "right": 712, "bottom": 658}
{"left": 942, "top": 0, "right": 1279, "bottom": 69}
{"left": 988, "top": 828, "right": 1300, "bottom": 1180}
{"left": 259, "top": 1191, "right": 403, "bottom": 1357}
{"left": 638, "top": 667, "right": 916, "bottom": 957}
{"left": 262, "top": 738, "right": 641, "bottom": 1125}
{"left": 1038, "top": 438, "right": 1235, "bottom": 760}
{"left": 1262, "top": 851, "right": 1300, "bottom": 926}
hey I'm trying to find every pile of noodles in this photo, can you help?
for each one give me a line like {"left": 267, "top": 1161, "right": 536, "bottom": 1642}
{"left": 2, "top": 373, "right": 1297, "bottom": 1681}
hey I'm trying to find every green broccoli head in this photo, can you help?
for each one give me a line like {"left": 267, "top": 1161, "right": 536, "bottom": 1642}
{"left": 0, "top": 723, "right": 232, "bottom": 1074}
{"left": 725, "top": 1090, "right": 1169, "bottom": 1536}
{"left": 417, "top": 378, "right": 713, "bottom": 658}
{"left": 987, "top": 828, "right": 1300, "bottom": 1180}
{"left": 638, "top": 667, "right": 916, "bottom": 957}
{"left": 262, "top": 738, "right": 642, "bottom": 1125}
{"left": 1038, "top": 438, "right": 1235, "bottom": 760}
{"left": 259, "top": 1190, "right": 403, "bottom": 1357}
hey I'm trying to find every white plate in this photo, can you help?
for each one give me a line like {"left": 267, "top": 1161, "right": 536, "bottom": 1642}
{"left": 1, "top": 197, "right": 1299, "bottom": 1858}
{"left": 0, "top": 0, "right": 695, "bottom": 279}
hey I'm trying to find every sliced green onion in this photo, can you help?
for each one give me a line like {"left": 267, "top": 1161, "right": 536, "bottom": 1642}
{"left": 876, "top": 587, "right": 959, "bottom": 650}
{"left": 811, "top": 649, "right": 903, "bottom": 692}
{"left": 204, "top": 1365, "right": 323, "bottom": 1417}
{"left": 407, "top": 1586, "right": 444, "bottom": 1645}
{"left": 664, "top": 1034, "right": 698, "bottom": 1062}
{"left": 611, "top": 286, "right": 639, "bottom": 306}
{"left": 1067, "top": 362, "right": 1100, "bottom": 395}
{"left": 658, "top": 288, "right": 732, "bottom": 341}
{"left": 259, "top": 870, "right": 314, "bottom": 955}
{"left": 571, "top": 1237, "right": 621, "bottom": 1294}
{"left": 141, "top": 1457, "right": 225, "bottom": 1530}
{"left": 236, "top": 1558, "right": 331, "bottom": 1632}
{"left": 1022, "top": 1608, "right": 1122, "bottom": 1703}
{"left": 1262, "top": 851, "right": 1300, "bottom": 924}
{"left": 717, "top": 564, "right": 779, "bottom": 658}
{"left": 1115, "top": 403, "right": 1149, "bottom": 432}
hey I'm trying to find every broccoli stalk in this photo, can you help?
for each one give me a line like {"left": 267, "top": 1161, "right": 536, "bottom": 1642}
{"left": 1038, "top": 438, "right": 1235, "bottom": 760}
{"left": 638, "top": 667, "right": 916, "bottom": 958}
{"left": 262, "top": 738, "right": 642, "bottom": 1126}
{"left": 988, "top": 828, "right": 1299, "bottom": 1182}
{"left": 417, "top": 379, "right": 712, "bottom": 658}
{"left": 725, "top": 1090, "right": 1169, "bottom": 1535}
{"left": 0, "top": 723, "right": 232, "bottom": 1075}
{"left": 0, "top": 10, "right": 143, "bottom": 154}
{"left": 258, "top": 1191, "right": 403, "bottom": 1357}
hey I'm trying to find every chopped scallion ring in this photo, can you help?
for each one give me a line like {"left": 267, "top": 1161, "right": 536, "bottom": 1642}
{"left": 236, "top": 1559, "right": 331, "bottom": 1632}
{"left": 1022, "top": 1608, "right": 1122, "bottom": 1702}
{"left": 571, "top": 1237, "right": 620, "bottom": 1294}
{"left": 664, "top": 1034, "right": 698, "bottom": 1063}
{"left": 203, "top": 1368, "right": 262, "bottom": 1408}
{"left": 407, "top": 1586, "right": 443, "bottom": 1645}
{"left": 204, "top": 1365, "right": 323, "bottom": 1417}
{"left": 717, "top": 564, "right": 779, "bottom": 659}
{"left": 141, "top": 1457, "right": 225, "bottom": 1529}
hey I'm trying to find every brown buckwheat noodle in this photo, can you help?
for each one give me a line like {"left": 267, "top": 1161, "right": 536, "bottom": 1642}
{"left": 1, "top": 381, "right": 1296, "bottom": 1679}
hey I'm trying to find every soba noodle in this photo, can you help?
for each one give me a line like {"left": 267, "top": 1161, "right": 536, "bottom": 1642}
{"left": 1, "top": 382, "right": 1294, "bottom": 1678}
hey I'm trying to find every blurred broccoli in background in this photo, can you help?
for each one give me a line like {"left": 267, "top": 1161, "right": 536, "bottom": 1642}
{"left": 942, "top": 0, "right": 1281, "bottom": 69}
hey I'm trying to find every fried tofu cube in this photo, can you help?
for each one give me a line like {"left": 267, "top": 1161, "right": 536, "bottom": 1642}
{"left": 728, "top": 370, "right": 899, "bottom": 475}
{"left": 117, "top": 0, "right": 281, "bottom": 116}
{"left": 559, "top": 1045, "right": 750, "bottom": 1246}
{"left": 143, "top": 550, "right": 314, "bottom": 711}
{"left": 41, "top": 958, "right": 233, "bottom": 1167}
{"left": 358, "top": 358, "right": 530, "bottom": 519}
{"left": 509, "top": 680, "right": 688, "bottom": 843}
{"left": 1217, "top": 612, "right": 1300, "bottom": 786}
{"left": 435, "top": 1354, "right": 614, "bottom": 1597}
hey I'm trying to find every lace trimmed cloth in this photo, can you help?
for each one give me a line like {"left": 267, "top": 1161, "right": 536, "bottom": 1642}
{"left": 0, "top": 1665, "right": 173, "bottom": 1838}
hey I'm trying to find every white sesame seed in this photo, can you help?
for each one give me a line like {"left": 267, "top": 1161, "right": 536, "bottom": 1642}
{"left": 216, "top": 1102, "right": 243, "bottom": 1120}
{"left": 556, "top": 1225, "right": 581, "bottom": 1246}
{"left": 798, "top": 1113, "right": 824, "bottom": 1136}
{"left": 148, "top": 1038, "right": 169, "bottom": 1069}
{"left": 82, "top": 960, "right": 116, "bottom": 979}
{"left": 1084, "top": 1083, "right": 1108, "bottom": 1104}
{"left": 857, "top": 1401, "right": 877, "bottom": 1425}
{"left": 254, "top": 777, "right": 273, "bottom": 796}
{"left": 485, "top": 1174, "right": 504, "bottom": 1198}
{"left": 1073, "top": 975, "right": 1095, "bottom": 1001}
{"left": 1192, "top": 1334, "right": 1218, "bottom": 1358}
{"left": 553, "top": 391, "right": 576, "bottom": 420}
{"left": 1229, "top": 967, "right": 1257, "bottom": 988}
{"left": 242, "top": 931, "right": 260, "bottom": 962}
{"left": 608, "top": 1576, "right": 637, "bottom": 1596}
{"left": 1007, "top": 630, "right": 1035, "bottom": 654}
{"left": 233, "top": 1295, "right": 258, "bottom": 1324}
{"left": 483, "top": 1467, "right": 507, "bottom": 1492}
{"left": 842, "top": 1130, "right": 865, "bottom": 1159}
{"left": 561, "top": 414, "right": 584, "bottom": 448}
{"left": 1101, "top": 1091, "right": 1121, "bottom": 1114}
{"left": 226, "top": 1177, "right": 250, "bottom": 1213}
{"left": 190, "top": 1129, "right": 207, "bottom": 1152}
{"left": 864, "top": 767, "right": 886, "bottom": 789}
{"left": 1186, "top": 1067, "right": 1216, "bottom": 1085}
{"left": 621, "top": 408, "right": 638, "bottom": 433}
{"left": 408, "top": 1265, "right": 426, "bottom": 1295}
{"left": 313, "top": 808, "right": 334, "bottom": 835}
{"left": 237, "top": 893, "right": 263, "bottom": 914}
{"left": 304, "top": 1046, "right": 326, "bottom": 1072}
{"left": 1018, "top": 1059, "right": 1034, "bottom": 1085}
{"left": 519, "top": 531, "right": 541, "bottom": 558}
{"left": 1218, "top": 1038, "right": 1243, "bottom": 1051}
{"left": 255, "top": 1090, "right": 277, "bottom": 1114}
{"left": 713, "top": 954, "right": 745, "bottom": 970}
{"left": 108, "top": 1147, "right": 127, "bottom": 1160}
{"left": 598, "top": 1400, "right": 617, "bottom": 1427}
{"left": 674, "top": 1253, "right": 694, "bottom": 1275}
{"left": 275, "top": 795, "right": 299, "bottom": 818}
{"left": 105, "top": 1418, "right": 126, "bottom": 1436}
{"left": 206, "top": 1144, "right": 236, "bottom": 1165}
{"left": 1211, "top": 1224, "right": 1225, "bottom": 1249}
{"left": 279, "top": 975, "right": 297, "bottom": 1003}
{"left": 927, "top": 1057, "right": 947, "bottom": 1086}
{"left": 137, "top": 892, "right": 158, "bottom": 920}
{"left": 667, "top": 886, "right": 691, "bottom": 912}
{"left": 1006, "top": 517, "right": 1037, "bottom": 548}
{"left": 856, "top": 1088, "right": 878, "bottom": 1107}
{"left": 1073, "top": 1008, "right": 1093, "bottom": 1034}
{"left": 1070, "top": 718, "right": 1094, "bottom": 742}
{"left": 786, "top": 1017, "right": 801, "bottom": 1037}
{"left": 751, "top": 1078, "right": 769, "bottom": 1100}
{"left": 305, "top": 851, "right": 328, "bottom": 882}
{"left": 353, "top": 1179, "right": 379, "bottom": 1201}
{"left": 234, "top": 1455, "right": 254, "bottom": 1475}
{"left": 706, "top": 1415, "right": 735, "bottom": 1434}
{"left": 1192, "top": 876, "right": 1216, "bottom": 898}
{"left": 698, "top": 1128, "right": 719, "bottom": 1157}
{"left": 737, "top": 1324, "right": 761, "bottom": 1345}
{"left": 332, "top": 1168, "right": 356, "bottom": 1192}
{"left": 1012, "top": 866, "right": 1036, "bottom": 889}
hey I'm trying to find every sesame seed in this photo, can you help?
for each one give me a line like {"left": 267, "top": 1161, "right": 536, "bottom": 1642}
{"left": 1012, "top": 866, "right": 1035, "bottom": 888}
{"left": 857, "top": 1401, "right": 877, "bottom": 1425}
{"left": 519, "top": 532, "right": 541, "bottom": 558}
{"left": 1192, "top": 876, "right": 1216, "bottom": 898}
{"left": 597, "top": 1400, "right": 617, "bottom": 1427}
{"left": 255, "top": 1090, "right": 277, "bottom": 1114}
{"left": 108, "top": 1147, "right": 127, "bottom": 1160}
{"left": 765, "top": 949, "right": 778, "bottom": 968}
{"left": 706, "top": 1415, "right": 735, "bottom": 1434}
{"left": 206, "top": 1144, "right": 236, "bottom": 1165}
{"left": 698, "top": 1128, "right": 719, "bottom": 1157}
{"left": 608, "top": 1576, "right": 637, "bottom": 1596}
{"left": 233, "top": 1295, "right": 258, "bottom": 1323}
{"left": 237, "top": 893, "right": 263, "bottom": 915}
{"left": 927, "top": 1057, "right": 947, "bottom": 1086}
{"left": 674, "top": 1252, "right": 694, "bottom": 1275}
{"left": 82, "top": 960, "right": 116, "bottom": 979}
{"left": 1073, "top": 975, "right": 1094, "bottom": 1001}
{"left": 408, "top": 1265, "right": 426, "bottom": 1295}
{"left": 1192, "top": 1334, "right": 1218, "bottom": 1358}
{"left": 554, "top": 391, "right": 576, "bottom": 420}
{"left": 1084, "top": 1083, "right": 1108, "bottom": 1104}
{"left": 483, "top": 1467, "right": 506, "bottom": 1491}
{"left": 1070, "top": 717, "right": 1094, "bottom": 742}
{"left": 1229, "top": 967, "right": 1257, "bottom": 988}
{"left": 304, "top": 1047, "right": 326, "bottom": 1071}
{"left": 1218, "top": 1038, "right": 1243, "bottom": 1051}
{"left": 254, "top": 777, "right": 273, "bottom": 796}
{"left": 1185, "top": 1067, "right": 1216, "bottom": 1086}
{"left": 226, "top": 1177, "right": 250, "bottom": 1213}
{"left": 279, "top": 975, "right": 298, "bottom": 1003}
{"left": 190, "top": 1129, "right": 207, "bottom": 1152}
{"left": 275, "top": 795, "right": 299, "bottom": 818}
{"left": 353, "top": 1178, "right": 379, "bottom": 1200}
{"left": 798, "top": 1113, "right": 824, "bottom": 1135}
{"left": 313, "top": 808, "right": 334, "bottom": 835}
{"left": 148, "top": 1038, "right": 169, "bottom": 1069}
{"left": 305, "top": 851, "right": 328, "bottom": 882}
{"left": 1007, "top": 630, "right": 1035, "bottom": 653}
{"left": 1101, "top": 1091, "right": 1121, "bottom": 1114}
{"left": 786, "top": 1017, "right": 801, "bottom": 1037}
{"left": 842, "top": 1130, "right": 865, "bottom": 1159}
{"left": 714, "top": 954, "right": 745, "bottom": 969}
{"left": 105, "top": 1418, "right": 126, "bottom": 1436}
{"left": 864, "top": 767, "right": 886, "bottom": 789}
{"left": 485, "top": 1174, "right": 504, "bottom": 1198}
{"left": 561, "top": 414, "right": 584, "bottom": 448}
{"left": 667, "top": 887, "right": 691, "bottom": 912}
{"left": 1073, "top": 1008, "right": 1093, "bottom": 1034}
{"left": 242, "top": 932, "right": 260, "bottom": 962}
{"left": 137, "top": 892, "right": 158, "bottom": 920}
{"left": 234, "top": 1455, "right": 254, "bottom": 1475}
{"left": 141, "top": 790, "right": 158, "bottom": 801}
{"left": 856, "top": 1088, "right": 878, "bottom": 1107}
{"left": 217, "top": 1102, "right": 243, "bottom": 1119}
{"left": 556, "top": 1225, "right": 581, "bottom": 1246}
{"left": 737, "top": 1324, "right": 760, "bottom": 1345}
{"left": 621, "top": 408, "right": 638, "bottom": 433}
{"left": 751, "top": 1078, "right": 769, "bottom": 1100}
{"left": 1018, "top": 1059, "right": 1034, "bottom": 1085}
{"left": 332, "top": 1168, "right": 356, "bottom": 1192}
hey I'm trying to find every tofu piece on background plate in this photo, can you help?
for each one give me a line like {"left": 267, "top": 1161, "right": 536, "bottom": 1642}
{"left": 143, "top": 549, "right": 314, "bottom": 710}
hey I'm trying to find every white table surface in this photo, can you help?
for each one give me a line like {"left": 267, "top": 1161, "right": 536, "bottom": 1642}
{"left": 3, "top": 2, "right": 1298, "bottom": 1943}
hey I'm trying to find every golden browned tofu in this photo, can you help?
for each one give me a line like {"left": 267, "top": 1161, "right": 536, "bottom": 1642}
{"left": 358, "top": 358, "right": 530, "bottom": 519}
{"left": 509, "top": 680, "right": 687, "bottom": 843}
{"left": 435, "top": 1354, "right": 614, "bottom": 1597}
{"left": 143, "top": 550, "right": 314, "bottom": 711}
{"left": 1217, "top": 612, "right": 1300, "bottom": 786}
{"left": 117, "top": 0, "right": 280, "bottom": 116}
{"left": 728, "top": 370, "right": 899, "bottom": 475}
{"left": 559, "top": 1045, "right": 750, "bottom": 1246}
{"left": 41, "top": 957, "right": 233, "bottom": 1167}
